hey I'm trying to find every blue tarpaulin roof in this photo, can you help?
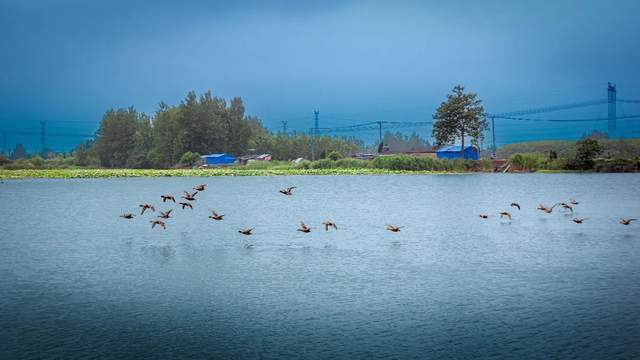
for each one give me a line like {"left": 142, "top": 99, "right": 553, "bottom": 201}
{"left": 436, "top": 145, "right": 476, "bottom": 152}
{"left": 201, "top": 153, "right": 230, "bottom": 158}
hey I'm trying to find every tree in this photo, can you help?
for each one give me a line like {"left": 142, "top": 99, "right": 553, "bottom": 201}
{"left": 93, "top": 108, "right": 139, "bottom": 167}
{"left": 73, "top": 140, "right": 96, "bottom": 166}
{"left": 327, "top": 151, "right": 343, "bottom": 161}
{"left": 566, "top": 138, "right": 604, "bottom": 170}
{"left": 178, "top": 151, "right": 201, "bottom": 168}
{"left": 433, "top": 85, "right": 487, "bottom": 159}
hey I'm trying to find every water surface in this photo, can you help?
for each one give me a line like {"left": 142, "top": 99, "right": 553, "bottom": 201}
{"left": 1, "top": 174, "right": 639, "bottom": 359}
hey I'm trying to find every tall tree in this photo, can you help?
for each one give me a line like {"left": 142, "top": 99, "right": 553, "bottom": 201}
{"left": 93, "top": 107, "right": 139, "bottom": 167}
{"left": 433, "top": 85, "right": 487, "bottom": 159}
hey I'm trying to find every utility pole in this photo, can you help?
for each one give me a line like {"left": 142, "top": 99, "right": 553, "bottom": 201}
{"left": 491, "top": 116, "right": 496, "bottom": 158}
{"left": 607, "top": 82, "right": 617, "bottom": 138}
{"left": 311, "top": 110, "right": 319, "bottom": 161}
{"left": 378, "top": 121, "right": 383, "bottom": 146}
{"left": 40, "top": 121, "right": 46, "bottom": 155}
{"left": 314, "top": 110, "right": 319, "bottom": 134}
{"left": 281, "top": 120, "right": 288, "bottom": 135}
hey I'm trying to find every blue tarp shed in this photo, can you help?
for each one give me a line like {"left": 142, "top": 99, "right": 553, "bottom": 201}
{"left": 201, "top": 153, "right": 236, "bottom": 166}
{"left": 436, "top": 145, "right": 479, "bottom": 160}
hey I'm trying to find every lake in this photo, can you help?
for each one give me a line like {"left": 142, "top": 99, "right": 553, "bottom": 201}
{"left": 1, "top": 174, "right": 639, "bottom": 359}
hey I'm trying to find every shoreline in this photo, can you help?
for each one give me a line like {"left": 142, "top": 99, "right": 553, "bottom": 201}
{"left": 0, "top": 168, "right": 629, "bottom": 179}
{"left": 0, "top": 168, "right": 465, "bottom": 179}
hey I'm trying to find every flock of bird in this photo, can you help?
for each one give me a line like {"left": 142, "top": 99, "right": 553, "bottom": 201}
{"left": 480, "top": 199, "right": 637, "bottom": 225}
{"left": 119, "top": 184, "right": 354, "bottom": 235}
{"left": 120, "top": 185, "right": 637, "bottom": 236}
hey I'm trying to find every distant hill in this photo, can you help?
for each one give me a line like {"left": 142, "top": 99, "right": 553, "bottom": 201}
{"left": 495, "top": 138, "right": 640, "bottom": 159}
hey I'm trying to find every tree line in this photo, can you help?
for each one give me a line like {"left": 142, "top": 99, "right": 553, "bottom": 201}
{"left": 79, "top": 90, "right": 362, "bottom": 168}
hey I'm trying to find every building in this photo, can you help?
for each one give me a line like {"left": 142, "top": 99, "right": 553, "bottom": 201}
{"left": 200, "top": 153, "right": 236, "bottom": 166}
{"left": 238, "top": 153, "right": 272, "bottom": 165}
{"left": 436, "top": 145, "right": 479, "bottom": 160}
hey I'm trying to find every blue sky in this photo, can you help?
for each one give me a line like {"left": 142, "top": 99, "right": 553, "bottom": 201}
{"left": 1, "top": 0, "right": 640, "bottom": 152}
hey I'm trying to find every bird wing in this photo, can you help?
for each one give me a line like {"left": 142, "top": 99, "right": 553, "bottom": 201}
{"left": 160, "top": 222, "right": 166, "bottom": 229}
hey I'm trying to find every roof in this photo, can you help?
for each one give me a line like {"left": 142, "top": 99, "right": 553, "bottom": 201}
{"left": 436, "top": 145, "right": 477, "bottom": 152}
{"left": 201, "top": 153, "right": 234, "bottom": 158}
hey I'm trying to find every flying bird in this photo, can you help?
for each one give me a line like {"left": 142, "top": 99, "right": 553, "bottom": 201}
{"left": 479, "top": 214, "right": 489, "bottom": 219}
{"left": 386, "top": 224, "right": 402, "bottom": 232}
{"left": 139, "top": 204, "right": 155, "bottom": 215}
{"left": 120, "top": 213, "right": 135, "bottom": 219}
{"left": 297, "top": 221, "right": 311, "bottom": 233}
{"left": 150, "top": 220, "right": 166, "bottom": 229}
{"left": 499, "top": 211, "right": 512, "bottom": 220}
{"left": 194, "top": 184, "right": 206, "bottom": 191}
{"left": 182, "top": 191, "right": 197, "bottom": 201}
{"left": 238, "top": 227, "right": 254, "bottom": 235}
{"left": 179, "top": 202, "right": 193, "bottom": 210}
{"left": 537, "top": 203, "right": 559, "bottom": 214}
{"left": 279, "top": 186, "right": 297, "bottom": 196}
{"left": 560, "top": 203, "right": 574, "bottom": 212}
{"left": 208, "top": 210, "right": 224, "bottom": 221}
{"left": 510, "top": 203, "right": 521, "bottom": 210}
{"left": 322, "top": 221, "right": 338, "bottom": 231}
{"left": 572, "top": 218, "right": 587, "bottom": 224}
{"left": 158, "top": 209, "right": 172, "bottom": 219}
{"left": 161, "top": 195, "right": 175, "bottom": 203}
{"left": 570, "top": 198, "right": 580, "bottom": 205}
{"left": 620, "top": 218, "right": 637, "bottom": 225}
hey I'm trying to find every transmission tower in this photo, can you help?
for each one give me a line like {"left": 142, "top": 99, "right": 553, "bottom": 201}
{"left": 608, "top": 82, "right": 617, "bottom": 137}
{"left": 281, "top": 120, "right": 288, "bottom": 135}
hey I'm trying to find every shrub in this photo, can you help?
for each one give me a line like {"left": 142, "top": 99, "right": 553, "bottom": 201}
{"left": 178, "top": 151, "right": 201, "bottom": 168}
{"left": 0, "top": 155, "right": 12, "bottom": 166}
{"left": 594, "top": 158, "right": 640, "bottom": 173}
{"left": 510, "top": 153, "right": 543, "bottom": 171}
{"left": 29, "top": 156, "right": 45, "bottom": 169}
{"left": 326, "top": 151, "right": 343, "bottom": 161}
{"left": 334, "top": 158, "right": 368, "bottom": 168}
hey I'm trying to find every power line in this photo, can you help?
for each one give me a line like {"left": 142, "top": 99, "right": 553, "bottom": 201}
{"left": 493, "top": 114, "right": 640, "bottom": 122}
{"left": 0, "top": 130, "right": 94, "bottom": 138}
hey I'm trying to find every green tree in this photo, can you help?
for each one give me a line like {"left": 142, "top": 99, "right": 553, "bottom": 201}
{"left": 93, "top": 107, "right": 139, "bottom": 167}
{"left": 127, "top": 113, "right": 153, "bottom": 168}
{"left": 178, "top": 151, "right": 201, "bottom": 167}
{"left": 327, "top": 150, "right": 343, "bottom": 161}
{"left": 567, "top": 138, "right": 604, "bottom": 170}
{"left": 433, "top": 85, "right": 487, "bottom": 159}
{"left": 73, "top": 140, "right": 96, "bottom": 166}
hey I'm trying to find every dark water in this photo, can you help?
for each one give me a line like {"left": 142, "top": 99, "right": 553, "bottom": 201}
{"left": 1, "top": 174, "right": 639, "bottom": 359}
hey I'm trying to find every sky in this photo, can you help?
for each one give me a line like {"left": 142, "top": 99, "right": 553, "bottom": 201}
{"left": 1, "top": 0, "right": 640, "bottom": 152}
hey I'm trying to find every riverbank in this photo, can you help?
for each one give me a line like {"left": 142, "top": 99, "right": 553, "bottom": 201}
{"left": 0, "top": 168, "right": 467, "bottom": 179}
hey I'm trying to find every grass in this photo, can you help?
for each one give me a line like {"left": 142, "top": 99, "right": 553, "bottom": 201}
{"left": 0, "top": 167, "right": 467, "bottom": 179}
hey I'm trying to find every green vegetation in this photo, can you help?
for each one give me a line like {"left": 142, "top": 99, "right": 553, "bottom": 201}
{"left": 0, "top": 155, "right": 493, "bottom": 179}
{"left": 2, "top": 88, "right": 638, "bottom": 176}
{"left": 9, "top": 89, "right": 361, "bottom": 169}
{"left": 496, "top": 138, "right": 640, "bottom": 159}
{"left": 433, "top": 85, "right": 487, "bottom": 158}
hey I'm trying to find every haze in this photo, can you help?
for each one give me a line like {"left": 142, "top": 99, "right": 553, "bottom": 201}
{"left": 2, "top": 0, "right": 640, "bottom": 151}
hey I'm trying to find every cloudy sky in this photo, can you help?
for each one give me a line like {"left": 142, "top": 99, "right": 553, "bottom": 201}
{"left": 1, "top": 0, "right": 640, "bottom": 151}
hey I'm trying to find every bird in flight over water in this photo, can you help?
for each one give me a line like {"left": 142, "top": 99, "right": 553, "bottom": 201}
{"left": 279, "top": 186, "right": 297, "bottom": 196}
